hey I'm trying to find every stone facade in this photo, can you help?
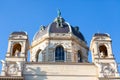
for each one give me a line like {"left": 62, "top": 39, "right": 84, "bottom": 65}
{"left": 0, "top": 12, "right": 120, "bottom": 80}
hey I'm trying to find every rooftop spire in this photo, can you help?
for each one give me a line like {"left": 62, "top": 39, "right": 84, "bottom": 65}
{"left": 57, "top": 9, "right": 61, "bottom": 17}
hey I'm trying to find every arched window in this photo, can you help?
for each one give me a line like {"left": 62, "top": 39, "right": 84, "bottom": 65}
{"left": 78, "top": 50, "right": 83, "bottom": 62}
{"left": 99, "top": 45, "right": 108, "bottom": 58}
{"left": 36, "top": 49, "right": 43, "bottom": 62}
{"left": 12, "top": 43, "right": 21, "bottom": 56}
{"left": 55, "top": 45, "right": 64, "bottom": 62}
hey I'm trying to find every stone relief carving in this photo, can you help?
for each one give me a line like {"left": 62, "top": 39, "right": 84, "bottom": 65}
{"left": 16, "top": 62, "right": 21, "bottom": 71}
{"left": 99, "top": 63, "right": 115, "bottom": 77}
{"left": 103, "top": 65, "right": 115, "bottom": 77}
{"left": 1, "top": 61, "right": 22, "bottom": 76}
{"left": 7, "top": 64, "right": 18, "bottom": 75}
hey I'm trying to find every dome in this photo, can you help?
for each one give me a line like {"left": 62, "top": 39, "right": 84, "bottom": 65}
{"left": 71, "top": 27, "right": 85, "bottom": 41}
{"left": 33, "top": 25, "right": 48, "bottom": 40}
{"left": 33, "top": 11, "right": 86, "bottom": 42}
{"left": 49, "top": 17, "right": 71, "bottom": 33}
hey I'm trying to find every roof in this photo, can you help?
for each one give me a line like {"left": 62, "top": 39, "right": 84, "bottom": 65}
{"left": 33, "top": 26, "right": 48, "bottom": 40}
{"left": 11, "top": 31, "right": 27, "bottom": 35}
{"left": 49, "top": 22, "right": 70, "bottom": 33}
{"left": 71, "top": 27, "right": 85, "bottom": 41}
{"left": 94, "top": 33, "right": 110, "bottom": 37}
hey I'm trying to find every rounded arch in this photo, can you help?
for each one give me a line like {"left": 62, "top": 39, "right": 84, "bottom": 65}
{"left": 12, "top": 43, "right": 21, "bottom": 56}
{"left": 55, "top": 45, "right": 65, "bottom": 62}
{"left": 35, "top": 49, "right": 43, "bottom": 62}
{"left": 53, "top": 43, "right": 66, "bottom": 49}
{"left": 99, "top": 45, "right": 108, "bottom": 58}
{"left": 77, "top": 50, "right": 83, "bottom": 62}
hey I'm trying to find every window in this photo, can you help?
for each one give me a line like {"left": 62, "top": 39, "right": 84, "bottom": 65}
{"left": 55, "top": 45, "right": 64, "bottom": 62}
{"left": 78, "top": 50, "right": 82, "bottom": 62}
{"left": 36, "top": 49, "right": 43, "bottom": 62}
{"left": 99, "top": 45, "right": 108, "bottom": 58}
{"left": 12, "top": 43, "right": 21, "bottom": 56}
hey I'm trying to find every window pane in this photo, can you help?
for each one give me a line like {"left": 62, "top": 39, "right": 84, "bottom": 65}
{"left": 78, "top": 51, "right": 82, "bottom": 62}
{"left": 55, "top": 46, "right": 64, "bottom": 62}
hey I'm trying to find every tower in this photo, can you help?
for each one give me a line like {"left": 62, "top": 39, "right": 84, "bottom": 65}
{"left": 90, "top": 33, "right": 119, "bottom": 78}
{"left": 1, "top": 31, "right": 29, "bottom": 76}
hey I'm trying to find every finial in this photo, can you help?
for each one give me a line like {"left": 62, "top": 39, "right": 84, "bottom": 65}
{"left": 57, "top": 9, "right": 61, "bottom": 17}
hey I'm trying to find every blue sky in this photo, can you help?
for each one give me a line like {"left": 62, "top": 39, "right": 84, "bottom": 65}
{"left": 0, "top": 0, "right": 120, "bottom": 71}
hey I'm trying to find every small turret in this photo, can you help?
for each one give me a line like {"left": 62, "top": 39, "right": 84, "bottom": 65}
{"left": 1, "top": 31, "right": 29, "bottom": 76}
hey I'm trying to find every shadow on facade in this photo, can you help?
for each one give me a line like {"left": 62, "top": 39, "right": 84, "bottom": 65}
{"left": 25, "top": 67, "right": 47, "bottom": 80}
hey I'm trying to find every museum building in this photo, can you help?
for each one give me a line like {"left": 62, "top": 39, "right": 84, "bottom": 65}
{"left": 0, "top": 11, "right": 120, "bottom": 80}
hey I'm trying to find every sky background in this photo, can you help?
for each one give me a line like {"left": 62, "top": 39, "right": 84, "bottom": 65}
{"left": 0, "top": 0, "right": 120, "bottom": 72}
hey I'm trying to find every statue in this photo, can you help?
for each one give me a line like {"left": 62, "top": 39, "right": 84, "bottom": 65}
{"left": 57, "top": 9, "right": 61, "bottom": 17}
{"left": 100, "top": 51, "right": 105, "bottom": 58}
{"left": 15, "top": 50, "right": 20, "bottom": 57}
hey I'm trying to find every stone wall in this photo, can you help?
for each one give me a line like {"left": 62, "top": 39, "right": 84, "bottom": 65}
{"left": 23, "top": 62, "right": 98, "bottom": 80}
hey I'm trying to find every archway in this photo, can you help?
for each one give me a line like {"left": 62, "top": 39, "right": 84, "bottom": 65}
{"left": 12, "top": 43, "right": 21, "bottom": 56}
{"left": 99, "top": 45, "right": 108, "bottom": 58}
{"left": 36, "top": 49, "right": 43, "bottom": 62}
